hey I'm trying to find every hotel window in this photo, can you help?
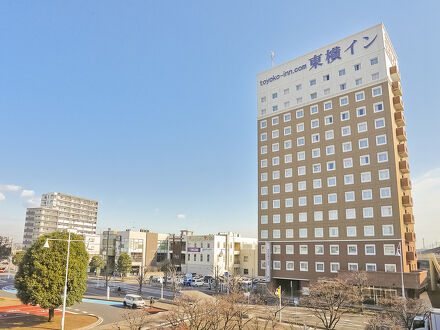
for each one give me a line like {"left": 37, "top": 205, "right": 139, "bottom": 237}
{"left": 327, "top": 161, "right": 336, "bottom": 171}
{"left": 359, "top": 138, "right": 369, "bottom": 149}
{"left": 260, "top": 133, "right": 267, "bottom": 141}
{"left": 300, "top": 245, "right": 308, "bottom": 254}
{"left": 375, "top": 118, "right": 385, "bottom": 129}
{"left": 312, "top": 133, "right": 320, "bottom": 143}
{"left": 365, "top": 244, "right": 376, "bottom": 255}
{"left": 272, "top": 157, "right": 279, "bottom": 166}
{"left": 298, "top": 212, "right": 307, "bottom": 222}
{"left": 315, "top": 245, "right": 324, "bottom": 255}
{"left": 312, "top": 148, "right": 321, "bottom": 158}
{"left": 272, "top": 117, "right": 279, "bottom": 125}
{"left": 346, "top": 208, "right": 356, "bottom": 219}
{"left": 354, "top": 63, "right": 361, "bottom": 71}
{"left": 310, "top": 105, "right": 319, "bottom": 115}
{"left": 297, "top": 122, "right": 304, "bottom": 132}
{"left": 327, "top": 177, "right": 336, "bottom": 187}
{"left": 325, "top": 130, "right": 334, "bottom": 140}
{"left": 323, "top": 74, "right": 330, "bottom": 81}
{"left": 360, "top": 155, "right": 370, "bottom": 166}
{"left": 260, "top": 146, "right": 267, "bottom": 155}
{"left": 340, "top": 83, "right": 346, "bottom": 91}
{"left": 272, "top": 92, "right": 277, "bottom": 99}
{"left": 314, "top": 211, "right": 323, "bottom": 221}
{"left": 344, "top": 174, "right": 354, "bottom": 185}
{"left": 363, "top": 207, "right": 373, "bottom": 218}
{"left": 370, "top": 57, "right": 378, "bottom": 65}
{"left": 260, "top": 215, "right": 268, "bottom": 224}
{"left": 272, "top": 170, "right": 279, "bottom": 180}
{"left": 374, "top": 102, "right": 384, "bottom": 112}
{"left": 324, "top": 88, "right": 330, "bottom": 95}
{"left": 286, "top": 213, "right": 293, "bottom": 223}
{"left": 272, "top": 130, "right": 279, "bottom": 138}
{"left": 361, "top": 171, "right": 371, "bottom": 183}
{"left": 313, "top": 179, "right": 322, "bottom": 189}
{"left": 261, "top": 108, "right": 266, "bottom": 115}
{"left": 328, "top": 193, "right": 337, "bottom": 203}
{"left": 324, "top": 101, "right": 332, "bottom": 110}
{"left": 284, "top": 88, "right": 290, "bottom": 95}
{"left": 355, "top": 78, "right": 363, "bottom": 86}
{"left": 347, "top": 226, "right": 357, "bottom": 237}
{"left": 341, "top": 126, "right": 351, "bottom": 136}
{"left": 286, "top": 261, "right": 294, "bottom": 271}
{"left": 364, "top": 225, "right": 375, "bottom": 237}
{"left": 272, "top": 143, "right": 279, "bottom": 152}
{"left": 260, "top": 186, "right": 268, "bottom": 195}
{"left": 342, "top": 141, "right": 352, "bottom": 152}
{"left": 385, "top": 264, "right": 397, "bottom": 272}
{"left": 286, "top": 229, "right": 294, "bottom": 238}
{"left": 297, "top": 151, "right": 305, "bottom": 161}
{"left": 261, "top": 96, "right": 266, "bottom": 103}
{"left": 382, "top": 225, "right": 394, "bottom": 236}
{"left": 296, "top": 84, "right": 302, "bottom": 91}
{"left": 298, "top": 166, "right": 306, "bottom": 176}
{"left": 362, "top": 189, "right": 372, "bottom": 200}
{"left": 372, "top": 86, "right": 382, "bottom": 97}
{"left": 298, "top": 181, "right": 306, "bottom": 191}
{"left": 378, "top": 151, "right": 388, "bottom": 163}
{"left": 366, "top": 264, "right": 377, "bottom": 272}
{"left": 310, "top": 79, "right": 316, "bottom": 86}
{"left": 357, "top": 106, "right": 366, "bottom": 117}
{"left": 325, "top": 115, "right": 333, "bottom": 125}
{"left": 384, "top": 244, "right": 396, "bottom": 256}
{"left": 315, "top": 262, "right": 325, "bottom": 272}
{"left": 273, "top": 185, "right": 280, "bottom": 194}
{"left": 311, "top": 92, "right": 317, "bottom": 100}
{"left": 340, "top": 111, "right": 350, "bottom": 121}
{"left": 284, "top": 101, "right": 290, "bottom": 108}
{"left": 260, "top": 159, "right": 267, "bottom": 168}
{"left": 299, "top": 228, "right": 308, "bottom": 238}
{"left": 358, "top": 122, "right": 368, "bottom": 133}
{"left": 379, "top": 169, "right": 390, "bottom": 180}
{"left": 296, "top": 109, "right": 304, "bottom": 118}
{"left": 348, "top": 244, "right": 358, "bottom": 255}
{"left": 260, "top": 201, "right": 268, "bottom": 210}
{"left": 260, "top": 230, "right": 268, "bottom": 239}
{"left": 273, "top": 261, "right": 281, "bottom": 270}
{"left": 314, "top": 195, "right": 323, "bottom": 205}
{"left": 273, "top": 200, "right": 280, "bottom": 209}
{"left": 330, "top": 262, "right": 340, "bottom": 273}
{"left": 285, "top": 168, "right": 292, "bottom": 178}
{"left": 348, "top": 263, "right": 359, "bottom": 271}
{"left": 261, "top": 260, "right": 266, "bottom": 269}
{"left": 313, "top": 163, "right": 321, "bottom": 173}
{"left": 329, "top": 210, "right": 338, "bottom": 220}
{"left": 381, "top": 206, "right": 393, "bottom": 217}
{"left": 339, "top": 69, "right": 346, "bottom": 76}
{"left": 326, "top": 145, "right": 335, "bottom": 155}
{"left": 284, "top": 127, "right": 291, "bottom": 137}
{"left": 284, "top": 113, "right": 291, "bottom": 122}
{"left": 376, "top": 134, "right": 386, "bottom": 145}
{"left": 380, "top": 187, "right": 391, "bottom": 199}
{"left": 273, "top": 245, "right": 281, "bottom": 254}
{"left": 261, "top": 244, "right": 266, "bottom": 254}
{"left": 260, "top": 120, "right": 267, "bottom": 128}
{"left": 285, "top": 182, "right": 293, "bottom": 192}
{"left": 372, "top": 72, "right": 379, "bottom": 80}
{"left": 285, "top": 198, "right": 294, "bottom": 208}
{"left": 300, "top": 261, "right": 308, "bottom": 271}
{"left": 298, "top": 196, "right": 307, "bottom": 206}
{"left": 329, "top": 227, "right": 339, "bottom": 237}
{"left": 272, "top": 105, "right": 278, "bottom": 112}
{"left": 330, "top": 245, "right": 339, "bottom": 255}
{"left": 273, "top": 229, "right": 281, "bottom": 239}
{"left": 340, "top": 96, "right": 349, "bottom": 106}
{"left": 284, "top": 140, "right": 292, "bottom": 150}
{"left": 311, "top": 119, "right": 319, "bottom": 129}
{"left": 345, "top": 191, "right": 355, "bottom": 202}
{"left": 297, "top": 137, "right": 305, "bottom": 146}
{"left": 285, "top": 245, "right": 294, "bottom": 255}
{"left": 261, "top": 172, "right": 268, "bottom": 182}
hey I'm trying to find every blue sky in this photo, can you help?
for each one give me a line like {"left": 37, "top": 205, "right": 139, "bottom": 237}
{"left": 1, "top": 1, "right": 439, "bottom": 247}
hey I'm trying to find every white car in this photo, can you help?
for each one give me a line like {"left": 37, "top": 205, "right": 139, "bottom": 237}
{"left": 123, "top": 294, "right": 146, "bottom": 309}
{"left": 192, "top": 278, "right": 204, "bottom": 287}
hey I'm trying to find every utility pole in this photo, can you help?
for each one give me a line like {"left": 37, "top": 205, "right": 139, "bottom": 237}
{"left": 105, "top": 228, "right": 111, "bottom": 299}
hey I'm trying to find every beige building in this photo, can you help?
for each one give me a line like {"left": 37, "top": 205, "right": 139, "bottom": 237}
{"left": 257, "top": 24, "right": 426, "bottom": 297}
{"left": 23, "top": 192, "right": 98, "bottom": 249}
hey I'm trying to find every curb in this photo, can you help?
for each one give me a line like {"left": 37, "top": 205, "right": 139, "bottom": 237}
{"left": 77, "top": 314, "right": 103, "bottom": 329}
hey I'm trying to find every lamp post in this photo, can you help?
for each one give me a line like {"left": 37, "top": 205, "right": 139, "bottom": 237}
{"left": 397, "top": 241, "right": 405, "bottom": 299}
{"left": 44, "top": 232, "right": 85, "bottom": 330}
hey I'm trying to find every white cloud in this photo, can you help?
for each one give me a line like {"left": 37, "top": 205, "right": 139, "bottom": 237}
{"left": 23, "top": 197, "right": 41, "bottom": 208}
{"left": 177, "top": 214, "right": 186, "bottom": 219}
{"left": 0, "top": 184, "right": 21, "bottom": 191}
{"left": 20, "top": 190, "right": 35, "bottom": 197}
{"left": 0, "top": 192, "right": 5, "bottom": 200}
{"left": 413, "top": 168, "right": 440, "bottom": 248}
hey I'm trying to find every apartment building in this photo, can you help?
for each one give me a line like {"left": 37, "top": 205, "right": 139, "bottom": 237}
{"left": 23, "top": 192, "right": 98, "bottom": 249}
{"left": 257, "top": 24, "right": 426, "bottom": 297}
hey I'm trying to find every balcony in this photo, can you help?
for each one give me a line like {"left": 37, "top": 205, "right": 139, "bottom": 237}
{"left": 405, "top": 232, "right": 416, "bottom": 242}
{"left": 403, "top": 213, "right": 415, "bottom": 225}
{"left": 402, "top": 195, "right": 413, "bottom": 207}
{"left": 399, "top": 160, "right": 410, "bottom": 174}
{"left": 390, "top": 65, "right": 401, "bottom": 82}
{"left": 392, "top": 81, "right": 402, "bottom": 96}
{"left": 394, "top": 112, "right": 405, "bottom": 127}
{"left": 393, "top": 96, "right": 404, "bottom": 111}
{"left": 401, "top": 178, "right": 412, "bottom": 190}
{"left": 398, "top": 143, "right": 409, "bottom": 157}
{"left": 406, "top": 251, "right": 416, "bottom": 261}
{"left": 396, "top": 127, "right": 407, "bottom": 142}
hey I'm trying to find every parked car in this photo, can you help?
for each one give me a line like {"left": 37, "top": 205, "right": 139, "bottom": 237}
{"left": 123, "top": 294, "right": 146, "bottom": 309}
{"left": 192, "top": 278, "right": 204, "bottom": 287}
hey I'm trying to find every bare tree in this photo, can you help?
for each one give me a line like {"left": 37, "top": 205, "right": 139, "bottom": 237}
{"left": 300, "top": 278, "right": 361, "bottom": 330}
{"left": 344, "top": 271, "right": 369, "bottom": 311}
{"left": 112, "top": 308, "right": 151, "bottom": 330}
{"left": 136, "top": 266, "right": 147, "bottom": 295}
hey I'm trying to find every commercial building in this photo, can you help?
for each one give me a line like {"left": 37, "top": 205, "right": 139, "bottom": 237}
{"left": 23, "top": 192, "right": 98, "bottom": 249}
{"left": 257, "top": 24, "right": 426, "bottom": 297}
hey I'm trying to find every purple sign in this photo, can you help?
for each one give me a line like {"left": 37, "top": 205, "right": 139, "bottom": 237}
{"left": 187, "top": 247, "right": 200, "bottom": 252}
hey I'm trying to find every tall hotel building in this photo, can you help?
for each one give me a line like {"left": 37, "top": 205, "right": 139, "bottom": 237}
{"left": 257, "top": 24, "right": 426, "bottom": 297}
{"left": 23, "top": 192, "right": 98, "bottom": 249}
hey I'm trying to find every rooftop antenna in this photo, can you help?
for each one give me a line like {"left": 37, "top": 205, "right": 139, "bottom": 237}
{"left": 270, "top": 50, "right": 275, "bottom": 67}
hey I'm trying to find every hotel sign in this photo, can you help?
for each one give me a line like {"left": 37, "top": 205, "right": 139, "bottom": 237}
{"left": 187, "top": 247, "right": 201, "bottom": 252}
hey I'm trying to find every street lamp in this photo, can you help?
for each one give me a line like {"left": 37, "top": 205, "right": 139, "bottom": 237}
{"left": 44, "top": 231, "right": 85, "bottom": 330}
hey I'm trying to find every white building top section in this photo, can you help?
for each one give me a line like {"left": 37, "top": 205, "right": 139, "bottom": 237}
{"left": 257, "top": 23, "right": 398, "bottom": 119}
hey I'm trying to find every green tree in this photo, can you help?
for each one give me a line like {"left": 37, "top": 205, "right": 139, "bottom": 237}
{"left": 12, "top": 250, "right": 26, "bottom": 266}
{"left": 89, "top": 255, "right": 105, "bottom": 273}
{"left": 15, "top": 232, "right": 89, "bottom": 322}
{"left": 116, "top": 252, "right": 132, "bottom": 278}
